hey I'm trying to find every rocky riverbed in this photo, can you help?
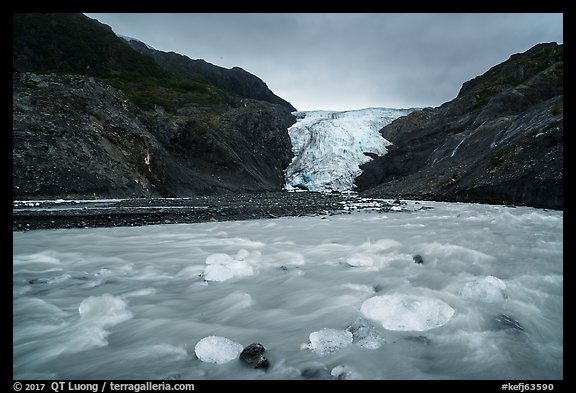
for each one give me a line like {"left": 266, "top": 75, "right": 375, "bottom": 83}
{"left": 13, "top": 192, "right": 415, "bottom": 231}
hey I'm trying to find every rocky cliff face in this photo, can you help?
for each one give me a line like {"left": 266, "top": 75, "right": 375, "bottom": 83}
{"left": 13, "top": 72, "right": 294, "bottom": 199}
{"left": 13, "top": 73, "right": 159, "bottom": 198}
{"left": 13, "top": 13, "right": 296, "bottom": 199}
{"left": 141, "top": 98, "right": 294, "bottom": 196}
{"left": 356, "top": 43, "right": 563, "bottom": 210}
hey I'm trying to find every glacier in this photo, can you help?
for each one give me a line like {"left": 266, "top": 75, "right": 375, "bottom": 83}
{"left": 284, "top": 108, "right": 414, "bottom": 192}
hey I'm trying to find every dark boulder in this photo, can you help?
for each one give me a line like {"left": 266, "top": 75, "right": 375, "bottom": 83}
{"left": 404, "top": 335, "right": 431, "bottom": 345}
{"left": 301, "top": 366, "right": 332, "bottom": 379}
{"left": 492, "top": 314, "right": 525, "bottom": 334}
{"left": 239, "top": 343, "right": 269, "bottom": 370}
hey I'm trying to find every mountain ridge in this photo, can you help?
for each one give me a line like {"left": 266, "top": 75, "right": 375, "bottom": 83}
{"left": 356, "top": 42, "right": 563, "bottom": 210}
{"left": 122, "top": 36, "right": 296, "bottom": 112}
{"left": 13, "top": 13, "right": 297, "bottom": 199}
{"left": 12, "top": 14, "right": 563, "bottom": 209}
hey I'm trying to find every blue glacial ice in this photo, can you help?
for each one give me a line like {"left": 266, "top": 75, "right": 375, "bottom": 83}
{"left": 284, "top": 108, "right": 414, "bottom": 192}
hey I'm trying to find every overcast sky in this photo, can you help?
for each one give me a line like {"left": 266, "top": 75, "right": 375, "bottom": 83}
{"left": 85, "top": 13, "right": 563, "bottom": 111}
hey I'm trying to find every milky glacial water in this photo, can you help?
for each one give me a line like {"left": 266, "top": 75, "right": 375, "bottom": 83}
{"left": 13, "top": 201, "right": 563, "bottom": 380}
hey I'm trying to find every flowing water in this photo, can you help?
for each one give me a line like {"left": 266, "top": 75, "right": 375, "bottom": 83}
{"left": 13, "top": 200, "right": 563, "bottom": 380}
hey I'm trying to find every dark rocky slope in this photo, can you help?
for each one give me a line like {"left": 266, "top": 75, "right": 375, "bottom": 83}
{"left": 13, "top": 72, "right": 294, "bottom": 199}
{"left": 13, "top": 13, "right": 296, "bottom": 199}
{"left": 356, "top": 43, "right": 563, "bottom": 210}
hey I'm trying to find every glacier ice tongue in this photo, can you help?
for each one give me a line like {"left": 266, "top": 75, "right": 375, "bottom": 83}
{"left": 284, "top": 108, "right": 413, "bottom": 192}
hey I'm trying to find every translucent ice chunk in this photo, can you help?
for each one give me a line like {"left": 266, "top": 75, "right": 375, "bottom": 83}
{"left": 194, "top": 336, "right": 243, "bottom": 364}
{"left": 459, "top": 275, "right": 507, "bottom": 303}
{"left": 360, "top": 294, "right": 455, "bottom": 331}
{"left": 307, "top": 328, "right": 353, "bottom": 356}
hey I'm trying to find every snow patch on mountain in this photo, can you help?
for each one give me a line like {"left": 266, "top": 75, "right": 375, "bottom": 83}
{"left": 284, "top": 108, "right": 413, "bottom": 192}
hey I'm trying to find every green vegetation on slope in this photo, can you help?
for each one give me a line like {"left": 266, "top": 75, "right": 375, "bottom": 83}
{"left": 459, "top": 43, "right": 563, "bottom": 111}
{"left": 13, "top": 13, "right": 234, "bottom": 111}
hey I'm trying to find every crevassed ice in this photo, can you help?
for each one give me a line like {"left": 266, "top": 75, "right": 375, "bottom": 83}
{"left": 284, "top": 108, "right": 413, "bottom": 192}
{"left": 360, "top": 294, "right": 455, "bottom": 331}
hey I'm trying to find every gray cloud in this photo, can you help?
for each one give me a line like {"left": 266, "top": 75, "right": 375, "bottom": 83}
{"left": 85, "top": 13, "right": 563, "bottom": 111}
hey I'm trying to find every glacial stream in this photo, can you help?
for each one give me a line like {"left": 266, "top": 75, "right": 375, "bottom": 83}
{"left": 13, "top": 200, "right": 563, "bottom": 380}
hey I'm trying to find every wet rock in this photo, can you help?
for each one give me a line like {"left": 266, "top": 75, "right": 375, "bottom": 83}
{"left": 28, "top": 278, "right": 48, "bottom": 285}
{"left": 404, "top": 335, "right": 431, "bottom": 345}
{"left": 239, "top": 343, "right": 270, "bottom": 370}
{"left": 492, "top": 314, "right": 525, "bottom": 333}
{"left": 160, "top": 374, "right": 182, "bottom": 380}
{"left": 301, "top": 366, "right": 332, "bottom": 379}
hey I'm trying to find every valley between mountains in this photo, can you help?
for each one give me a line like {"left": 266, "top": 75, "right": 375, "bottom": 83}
{"left": 13, "top": 13, "right": 563, "bottom": 230}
